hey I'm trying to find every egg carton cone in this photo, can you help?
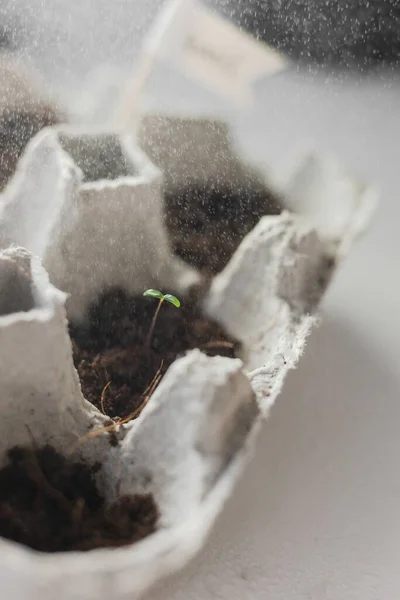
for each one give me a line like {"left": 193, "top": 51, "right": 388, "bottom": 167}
{"left": 0, "top": 125, "right": 201, "bottom": 322}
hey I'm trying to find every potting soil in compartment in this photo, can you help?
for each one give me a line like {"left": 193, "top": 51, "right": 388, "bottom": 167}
{"left": 0, "top": 445, "right": 158, "bottom": 552}
{"left": 70, "top": 286, "right": 241, "bottom": 421}
{"left": 0, "top": 231, "right": 243, "bottom": 554}
{"left": 164, "top": 182, "right": 283, "bottom": 273}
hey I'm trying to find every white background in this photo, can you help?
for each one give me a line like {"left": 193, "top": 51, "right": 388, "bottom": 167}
{"left": 141, "top": 70, "right": 400, "bottom": 600}
{"left": 2, "top": 0, "right": 400, "bottom": 597}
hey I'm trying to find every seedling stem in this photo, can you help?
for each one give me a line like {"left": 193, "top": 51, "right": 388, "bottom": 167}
{"left": 143, "top": 289, "right": 180, "bottom": 351}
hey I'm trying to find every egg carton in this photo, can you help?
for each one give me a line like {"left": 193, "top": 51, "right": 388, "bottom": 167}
{"left": 0, "top": 115, "right": 376, "bottom": 600}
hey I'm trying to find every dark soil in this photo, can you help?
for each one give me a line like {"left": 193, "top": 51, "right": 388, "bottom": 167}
{"left": 0, "top": 445, "right": 158, "bottom": 552}
{"left": 0, "top": 254, "right": 34, "bottom": 315}
{"left": 58, "top": 133, "right": 133, "bottom": 183}
{"left": 71, "top": 286, "right": 240, "bottom": 421}
{"left": 164, "top": 182, "right": 282, "bottom": 273}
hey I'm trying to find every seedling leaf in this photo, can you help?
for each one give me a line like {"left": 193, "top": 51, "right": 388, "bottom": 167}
{"left": 143, "top": 289, "right": 164, "bottom": 300}
{"left": 163, "top": 294, "right": 181, "bottom": 308}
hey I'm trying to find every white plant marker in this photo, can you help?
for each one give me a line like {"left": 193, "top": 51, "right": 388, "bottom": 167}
{"left": 115, "top": 0, "right": 287, "bottom": 125}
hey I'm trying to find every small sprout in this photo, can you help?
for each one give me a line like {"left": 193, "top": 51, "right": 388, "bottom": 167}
{"left": 143, "top": 289, "right": 181, "bottom": 350}
{"left": 143, "top": 289, "right": 164, "bottom": 300}
{"left": 162, "top": 294, "right": 181, "bottom": 308}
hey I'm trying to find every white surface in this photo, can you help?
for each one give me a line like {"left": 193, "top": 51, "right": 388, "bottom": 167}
{"left": 140, "top": 72, "right": 400, "bottom": 599}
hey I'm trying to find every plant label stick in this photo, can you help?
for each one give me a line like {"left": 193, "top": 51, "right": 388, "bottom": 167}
{"left": 115, "top": 0, "right": 288, "bottom": 126}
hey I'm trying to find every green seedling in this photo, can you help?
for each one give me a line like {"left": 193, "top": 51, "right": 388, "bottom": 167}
{"left": 143, "top": 289, "right": 180, "bottom": 350}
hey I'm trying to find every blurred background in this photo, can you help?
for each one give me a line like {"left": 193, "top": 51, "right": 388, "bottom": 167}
{"left": 1, "top": 0, "right": 400, "bottom": 82}
{"left": 1, "top": 1, "right": 400, "bottom": 599}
